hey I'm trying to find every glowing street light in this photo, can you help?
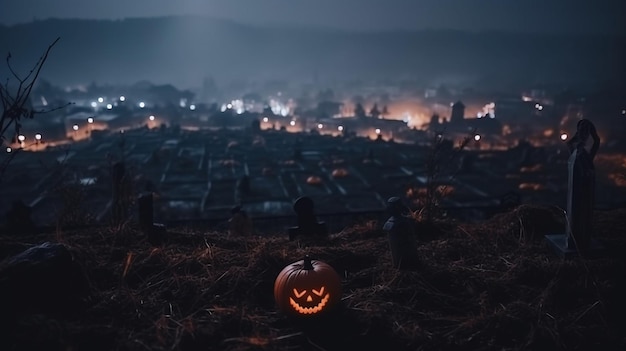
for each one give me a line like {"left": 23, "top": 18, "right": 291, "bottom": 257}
{"left": 149, "top": 115, "right": 155, "bottom": 121}
{"left": 560, "top": 133, "right": 568, "bottom": 141}
{"left": 6, "top": 147, "right": 11, "bottom": 153}
{"left": 106, "top": 103, "right": 113, "bottom": 110}
{"left": 17, "top": 135, "right": 25, "bottom": 142}
{"left": 262, "top": 117, "right": 269, "bottom": 123}
{"left": 139, "top": 102, "right": 146, "bottom": 108}
{"left": 375, "top": 128, "right": 381, "bottom": 135}
{"left": 90, "top": 101, "right": 97, "bottom": 108}
{"left": 119, "top": 96, "right": 126, "bottom": 102}
{"left": 338, "top": 126, "right": 344, "bottom": 132}
{"left": 88, "top": 117, "right": 94, "bottom": 124}
{"left": 289, "top": 120, "right": 295, "bottom": 126}
{"left": 189, "top": 104, "right": 196, "bottom": 111}
{"left": 317, "top": 123, "right": 323, "bottom": 129}
{"left": 73, "top": 124, "right": 79, "bottom": 131}
{"left": 226, "top": 103, "right": 233, "bottom": 109}
{"left": 98, "top": 97, "right": 104, "bottom": 103}
{"left": 35, "top": 133, "right": 42, "bottom": 149}
{"left": 622, "top": 109, "right": 626, "bottom": 115}
{"left": 474, "top": 134, "right": 481, "bottom": 141}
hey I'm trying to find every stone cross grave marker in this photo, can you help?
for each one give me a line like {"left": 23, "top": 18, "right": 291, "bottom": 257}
{"left": 545, "top": 119, "right": 605, "bottom": 258}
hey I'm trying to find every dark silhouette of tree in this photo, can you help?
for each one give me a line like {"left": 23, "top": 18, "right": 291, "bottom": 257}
{"left": 0, "top": 37, "right": 70, "bottom": 184}
{"left": 316, "top": 89, "right": 335, "bottom": 102}
{"left": 370, "top": 104, "right": 381, "bottom": 118}
{"left": 354, "top": 103, "right": 366, "bottom": 118}
{"left": 382, "top": 105, "right": 390, "bottom": 117}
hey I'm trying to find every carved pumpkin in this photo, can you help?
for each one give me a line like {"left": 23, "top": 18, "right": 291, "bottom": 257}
{"left": 331, "top": 168, "right": 349, "bottom": 178}
{"left": 306, "top": 175, "right": 322, "bottom": 185}
{"left": 274, "top": 257, "right": 341, "bottom": 317}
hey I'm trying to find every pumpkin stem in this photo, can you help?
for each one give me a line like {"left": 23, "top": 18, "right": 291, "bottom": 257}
{"left": 303, "top": 256, "right": 313, "bottom": 270}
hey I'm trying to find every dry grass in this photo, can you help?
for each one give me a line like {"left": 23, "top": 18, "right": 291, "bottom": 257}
{"left": 1, "top": 205, "right": 625, "bottom": 351}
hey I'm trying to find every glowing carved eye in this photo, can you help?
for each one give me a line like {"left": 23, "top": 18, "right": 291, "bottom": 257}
{"left": 312, "top": 287, "right": 325, "bottom": 296}
{"left": 293, "top": 289, "right": 306, "bottom": 298}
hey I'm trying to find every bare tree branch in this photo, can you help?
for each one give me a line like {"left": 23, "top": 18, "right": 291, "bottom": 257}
{"left": 0, "top": 37, "right": 65, "bottom": 184}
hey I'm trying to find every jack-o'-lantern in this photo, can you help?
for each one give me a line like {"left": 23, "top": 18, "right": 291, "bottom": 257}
{"left": 306, "top": 175, "right": 322, "bottom": 185}
{"left": 331, "top": 168, "right": 349, "bottom": 178}
{"left": 274, "top": 257, "right": 341, "bottom": 317}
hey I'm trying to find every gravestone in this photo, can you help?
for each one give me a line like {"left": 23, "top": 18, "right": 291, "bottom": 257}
{"left": 545, "top": 119, "right": 605, "bottom": 258}
{"left": 382, "top": 197, "right": 419, "bottom": 269}
{"left": 0, "top": 242, "right": 90, "bottom": 326}
{"left": 287, "top": 196, "right": 328, "bottom": 240}
{"left": 228, "top": 205, "right": 253, "bottom": 237}
{"left": 137, "top": 192, "right": 166, "bottom": 246}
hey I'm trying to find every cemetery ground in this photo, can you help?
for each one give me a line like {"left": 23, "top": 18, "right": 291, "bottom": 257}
{"left": 1, "top": 205, "right": 625, "bottom": 351}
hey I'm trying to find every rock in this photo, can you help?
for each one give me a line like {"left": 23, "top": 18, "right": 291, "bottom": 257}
{"left": 0, "top": 242, "right": 90, "bottom": 323}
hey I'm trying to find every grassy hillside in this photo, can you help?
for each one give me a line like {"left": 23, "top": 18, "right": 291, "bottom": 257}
{"left": 1, "top": 205, "right": 625, "bottom": 350}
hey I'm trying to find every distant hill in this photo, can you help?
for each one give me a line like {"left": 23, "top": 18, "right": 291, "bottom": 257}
{"left": 1, "top": 16, "right": 624, "bottom": 89}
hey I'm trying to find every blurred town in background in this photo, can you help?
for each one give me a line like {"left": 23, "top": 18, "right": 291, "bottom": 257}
{"left": 2, "top": 77, "right": 625, "bottom": 231}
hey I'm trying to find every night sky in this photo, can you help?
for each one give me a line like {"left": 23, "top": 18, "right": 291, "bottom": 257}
{"left": 1, "top": 0, "right": 624, "bottom": 34}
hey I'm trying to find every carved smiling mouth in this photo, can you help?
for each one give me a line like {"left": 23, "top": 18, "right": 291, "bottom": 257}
{"left": 289, "top": 294, "right": 330, "bottom": 314}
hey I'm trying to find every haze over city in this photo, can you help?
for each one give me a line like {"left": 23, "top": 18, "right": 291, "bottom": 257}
{"left": 0, "top": 1, "right": 624, "bottom": 221}
{"left": 2, "top": 2, "right": 626, "bottom": 351}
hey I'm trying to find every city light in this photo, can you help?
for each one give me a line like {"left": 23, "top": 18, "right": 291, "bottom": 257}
{"left": 90, "top": 101, "right": 97, "bottom": 108}
{"left": 106, "top": 104, "right": 113, "bottom": 110}
{"left": 474, "top": 134, "right": 481, "bottom": 141}
{"left": 139, "top": 102, "right": 146, "bottom": 108}
{"left": 17, "top": 135, "right": 25, "bottom": 142}
{"left": 622, "top": 109, "right": 626, "bottom": 115}
{"left": 338, "top": 126, "right": 344, "bottom": 131}
{"left": 318, "top": 123, "right": 323, "bottom": 129}
{"left": 35, "top": 133, "right": 42, "bottom": 140}
{"left": 375, "top": 128, "right": 381, "bottom": 135}
{"left": 73, "top": 125, "right": 79, "bottom": 131}
{"left": 98, "top": 97, "right": 104, "bottom": 103}
{"left": 6, "top": 147, "right": 11, "bottom": 153}
{"left": 226, "top": 103, "right": 233, "bottom": 109}
{"left": 560, "top": 133, "right": 568, "bottom": 141}
{"left": 88, "top": 117, "right": 94, "bottom": 123}
{"left": 290, "top": 120, "right": 295, "bottom": 126}
{"left": 189, "top": 104, "right": 196, "bottom": 111}
{"left": 149, "top": 115, "right": 155, "bottom": 121}
{"left": 262, "top": 117, "right": 269, "bottom": 123}
{"left": 119, "top": 96, "right": 126, "bottom": 102}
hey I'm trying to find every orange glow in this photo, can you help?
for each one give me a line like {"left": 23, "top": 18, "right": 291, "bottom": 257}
{"left": 520, "top": 164, "right": 543, "bottom": 173}
{"left": 608, "top": 174, "right": 626, "bottom": 187}
{"left": 306, "top": 176, "right": 323, "bottom": 185}
{"left": 331, "top": 168, "right": 349, "bottom": 178}
{"left": 518, "top": 183, "right": 543, "bottom": 191}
